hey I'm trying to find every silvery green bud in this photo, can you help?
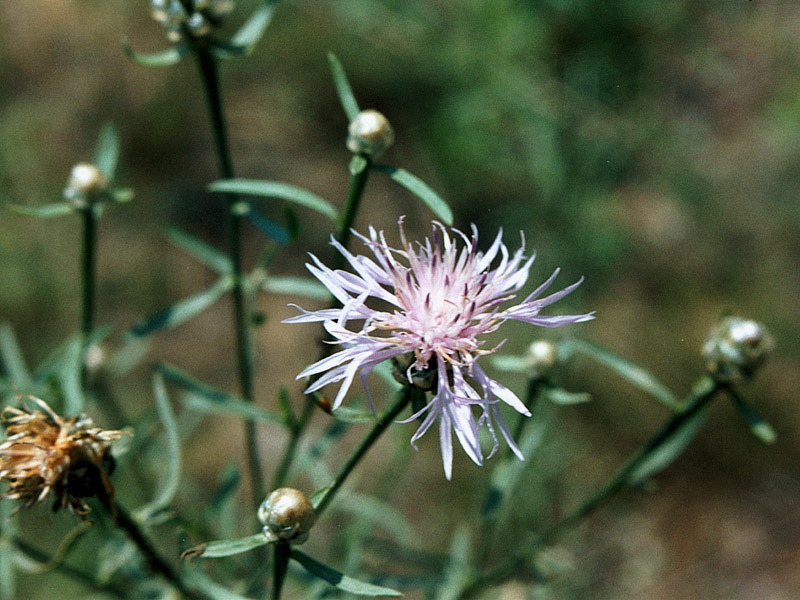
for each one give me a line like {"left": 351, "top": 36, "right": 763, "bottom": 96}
{"left": 346, "top": 110, "right": 394, "bottom": 157}
{"left": 64, "top": 163, "right": 107, "bottom": 208}
{"left": 702, "top": 316, "right": 775, "bottom": 382}
{"left": 187, "top": 12, "right": 212, "bottom": 37}
{"left": 258, "top": 488, "right": 315, "bottom": 545}
{"left": 526, "top": 340, "right": 558, "bottom": 378}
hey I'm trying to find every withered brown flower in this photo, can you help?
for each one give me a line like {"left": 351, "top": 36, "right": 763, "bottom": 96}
{"left": 0, "top": 397, "right": 126, "bottom": 518}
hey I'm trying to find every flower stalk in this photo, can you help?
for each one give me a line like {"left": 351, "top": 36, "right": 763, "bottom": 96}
{"left": 80, "top": 203, "right": 98, "bottom": 387}
{"left": 194, "top": 45, "right": 264, "bottom": 510}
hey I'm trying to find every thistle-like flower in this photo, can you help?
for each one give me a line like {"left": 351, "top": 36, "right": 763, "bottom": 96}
{"left": 0, "top": 397, "right": 125, "bottom": 517}
{"left": 286, "top": 219, "right": 594, "bottom": 478}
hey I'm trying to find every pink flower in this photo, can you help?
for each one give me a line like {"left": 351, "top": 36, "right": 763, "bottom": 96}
{"left": 286, "top": 220, "right": 593, "bottom": 478}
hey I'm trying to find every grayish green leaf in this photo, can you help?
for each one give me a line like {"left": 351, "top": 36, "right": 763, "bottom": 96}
{"left": 349, "top": 154, "right": 369, "bottom": 175}
{"left": 122, "top": 40, "right": 188, "bottom": 67}
{"left": 60, "top": 336, "right": 84, "bottom": 415}
{"left": 490, "top": 355, "right": 533, "bottom": 374}
{"left": 129, "top": 276, "right": 233, "bottom": 338}
{"left": 543, "top": 386, "right": 591, "bottom": 405}
{"left": 260, "top": 276, "right": 330, "bottom": 301}
{"left": 209, "top": 180, "right": 338, "bottom": 223}
{"left": 93, "top": 123, "right": 120, "bottom": 180}
{"left": 435, "top": 526, "right": 472, "bottom": 600}
{"left": 246, "top": 209, "right": 291, "bottom": 244}
{"left": 228, "top": 3, "right": 275, "bottom": 53}
{"left": 9, "top": 203, "right": 73, "bottom": 219}
{"left": 729, "top": 389, "right": 777, "bottom": 444}
{"left": 0, "top": 502, "right": 16, "bottom": 600}
{"left": 108, "top": 188, "right": 134, "bottom": 203}
{"left": 327, "top": 52, "right": 360, "bottom": 121}
{"left": 627, "top": 406, "right": 709, "bottom": 486}
{"left": 291, "top": 550, "right": 403, "bottom": 597}
{"left": 558, "top": 339, "right": 679, "bottom": 410}
{"left": 165, "top": 227, "right": 232, "bottom": 273}
{"left": 182, "top": 533, "right": 270, "bottom": 559}
{"left": 336, "top": 493, "right": 416, "bottom": 546}
{"left": 137, "top": 374, "right": 182, "bottom": 522}
{"left": 0, "top": 323, "right": 31, "bottom": 387}
{"left": 185, "top": 570, "right": 256, "bottom": 600}
{"left": 372, "top": 165, "right": 453, "bottom": 225}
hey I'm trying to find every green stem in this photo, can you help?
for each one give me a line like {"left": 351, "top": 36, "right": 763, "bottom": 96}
{"left": 80, "top": 204, "right": 97, "bottom": 386}
{"left": 272, "top": 158, "right": 372, "bottom": 489}
{"left": 460, "top": 376, "right": 721, "bottom": 599}
{"left": 314, "top": 385, "right": 414, "bottom": 518}
{"left": 195, "top": 46, "right": 264, "bottom": 510}
{"left": 108, "top": 499, "right": 203, "bottom": 600}
{"left": 271, "top": 542, "right": 290, "bottom": 600}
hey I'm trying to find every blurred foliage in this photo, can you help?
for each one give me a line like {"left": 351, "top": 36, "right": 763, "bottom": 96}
{"left": 1, "top": 0, "right": 800, "bottom": 598}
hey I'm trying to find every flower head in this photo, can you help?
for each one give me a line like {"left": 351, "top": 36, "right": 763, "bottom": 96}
{"left": 286, "top": 220, "right": 593, "bottom": 478}
{"left": 0, "top": 397, "right": 125, "bottom": 517}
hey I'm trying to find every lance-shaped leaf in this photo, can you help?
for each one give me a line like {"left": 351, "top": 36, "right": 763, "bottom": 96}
{"left": 543, "top": 385, "right": 591, "bottom": 405}
{"left": 136, "top": 374, "right": 182, "bottom": 521}
{"left": 165, "top": 227, "right": 232, "bottom": 274}
{"left": 372, "top": 165, "right": 453, "bottom": 225}
{"left": 60, "top": 336, "right": 85, "bottom": 415}
{"left": 182, "top": 533, "right": 271, "bottom": 560}
{"left": 228, "top": 2, "right": 275, "bottom": 54}
{"left": 490, "top": 355, "right": 533, "bottom": 374}
{"left": 626, "top": 406, "right": 709, "bottom": 486}
{"left": 260, "top": 276, "right": 330, "bottom": 301}
{"left": 93, "top": 123, "right": 120, "bottom": 181}
{"left": 558, "top": 338, "right": 680, "bottom": 410}
{"left": 327, "top": 52, "right": 360, "bottom": 122}
{"left": 209, "top": 179, "right": 339, "bottom": 223}
{"left": 435, "top": 526, "right": 472, "bottom": 600}
{"left": 185, "top": 570, "right": 256, "bottom": 600}
{"left": 728, "top": 388, "right": 777, "bottom": 444}
{"left": 122, "top": 40, "right": 189, "bottom": 67}
{"left": 246, "top": 209, "right": 291, "bottom": 245}
{"left": 156, "top": 363, "right": 283, "bottom": 425}
{"left": 128, "top": 275, "right": 233, "bottom": 338}
{"left": 8, "top": 203, "right": 73, "bottom": 219}
{"left": 290, "top": 550, "right": 402, "bottom": 597}
{"left": 0, "top": 323, "right": 31, "bottom": 387}
{"left": 335, "top": 493, "right": 417, "bottom": 546}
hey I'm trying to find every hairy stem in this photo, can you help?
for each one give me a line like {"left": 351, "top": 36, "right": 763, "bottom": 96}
{"left": 195, "top": 46, "right": 265, "bottom": 510}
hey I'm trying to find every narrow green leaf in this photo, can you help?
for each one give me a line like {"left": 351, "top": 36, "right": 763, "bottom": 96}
{"left": 729, "top": 389, "right": 777, "bottom": 444}
{"left": 182, "top": 533, "right": 271, "bottom": 560}
{"left": 246, "top": 210, "right": 291, "bottom": 245}
{"left": 490, "top": 355, "right": 533, "bottom": 374}
{"left": 185, "top": 570, "right": 256, "bottom": 600}
{"left": 228, "top": 3, "right": 275, "bottom": 53}
{"left": 156, "top": 363, "right": 283, "bottom": 425}
{"left": 0, "top": 502, "right": 16, "bottom": 600}
{"left": 209, "top": 179, "right": 338, "bottom": 222}
{"left": 137, "top": 374, "right": 182, "bottom": 521}
{"left": 207, "top": 464, "right": 241, "bottom": 540}
{"left": 543, "top": 386, "right": 591, "bottom": 405}
{"left": 128, "top": 276, "right": 233, "bottom": 338}
{"left": 349, "top": 154, "right": 369, "bottom": 176}
{"left": 165, "top": 227, "right": 232, "bottom": 273}
{"left": 93, "top": 123, "right": 120, "bottom": 180}
{"left": 337, "top": 493, "right": 416, "bottom": 546}
{"left": 260, "top": 276, "right": 330, "bottom": 301}
{"left": 0, "top": 323, "right": 31, "bottom": 387}
{"left": 60, "top": 336, "right": 84, "bottom": 415}
{"left": 108, "top": 188, "right": 134, "bottom": 203}
{"left": 291, "top": 550, "right": 403, "bottom": 597}
{"left": 627, "top": 407, "right": 709, "bottom": 485}
{"left": 327, "top": 52, "right": 360, "bottom": 121}
{"left": 121, "top": 40, "right": 188, "bottom": 67}
{"left": 435, "top": 526, "right": 472, "bottom": 600}
{"left": 559, "top": 339, "right": 680, "bottom": 410}
{"left": 372, "top": 165, "right": 453, "bottom": 225}
{"left": 9, "top": 203, "right": 73, "bottom": 219}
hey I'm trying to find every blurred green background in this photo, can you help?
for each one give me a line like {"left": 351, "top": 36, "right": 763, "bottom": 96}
{"left": 1, "top": 0, "right": 799, "bottom": 598}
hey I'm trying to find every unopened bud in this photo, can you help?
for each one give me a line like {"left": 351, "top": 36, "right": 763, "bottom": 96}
{"left": 64, "top": 163, "right": 107, "bottom": 207}
{"left": 187, "top": 12, "right": 212, "bottom": 37}
{"left": 346, "top": 110, "right": 394, "bottom": 157}
{"left": 258, "top": 488, "right": 315, "bottom": 545}
{"left": 702, "top": 316, "right": 774, "bottom": 382}
{"left": 526, "top": 340, "right": 558, "bottom": 377}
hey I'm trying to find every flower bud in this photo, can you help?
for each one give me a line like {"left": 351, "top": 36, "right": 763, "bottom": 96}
{"left": 702, "top": 316, "right": 775, "bottom": 382}
{"left": 526, "top": 340, "right": 558, "bottom": 378}
{"left": 187, "top": 12, "right": 212, "bottom": 37}
{"left": 64, "top": 163, "right": 107, "bottom": 207}
{"left": 346, "top": 110, "right": 394, "bottom": 157}
{"left": 258, "top": 488, "right": 315, "bottom": 545}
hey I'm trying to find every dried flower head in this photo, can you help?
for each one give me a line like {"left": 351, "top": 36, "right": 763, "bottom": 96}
{"left": 0, "top": 397, "right": 125, "bottom": 517}
{"left": 702, "top": 316, "right": 775, "bottom": 382}
{"left": 286, "top": 219, "right": 594, "bottom": 478}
